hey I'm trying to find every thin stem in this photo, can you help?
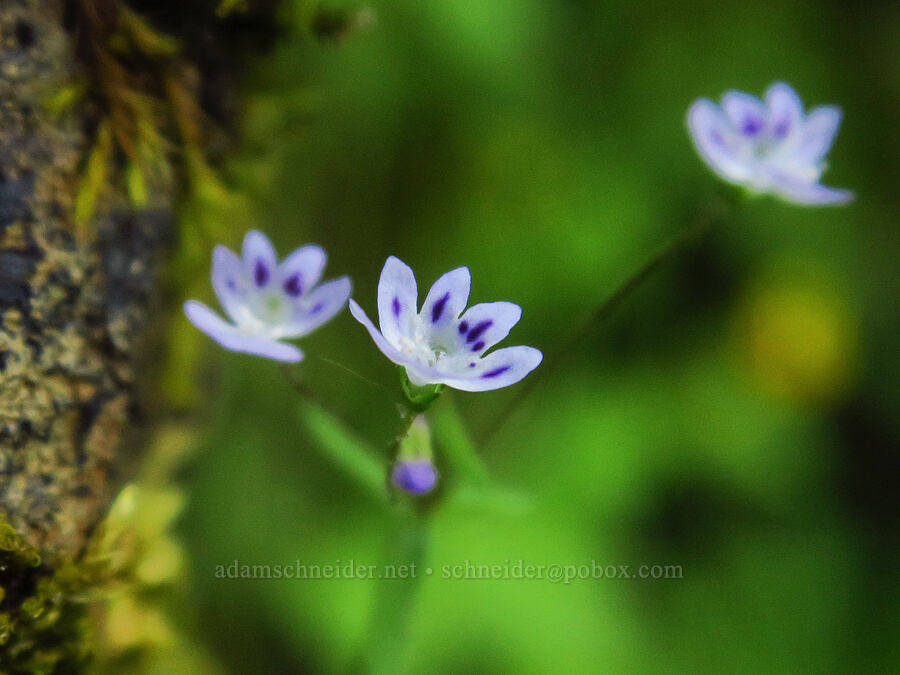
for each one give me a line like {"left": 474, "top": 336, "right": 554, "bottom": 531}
{"left": 280, "top": 362, "right": 385, "bottom": 431}
{"left": 361, "top": 514, "right": 429, "bottom": 675}
{"left": 480, "top": 201, "right": 728, "bottom": 446}
{"left": 278, "top": 363, "right": 317, "bottom": 400}
{"left": 314, "top": 354, "right": 395, "bottom": 395}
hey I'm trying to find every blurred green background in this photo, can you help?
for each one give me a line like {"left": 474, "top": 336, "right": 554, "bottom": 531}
{"left": 166, "top": 0, "right": 900, "bottom": 672}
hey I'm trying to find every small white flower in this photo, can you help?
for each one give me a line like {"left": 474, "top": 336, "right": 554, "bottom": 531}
{"left": 687, "top": 82, "right": 854, "bottom": 205}
{"left": 184, "top": 230, "right": 351, "bottom": 362}
{"left": 349, "top": 256, "right": 543, "bottom": 391}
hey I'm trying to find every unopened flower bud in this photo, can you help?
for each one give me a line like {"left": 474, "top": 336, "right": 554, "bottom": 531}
{"left": 392, "top": 416, "right": 438, "bottom": 495}
{"left": 391, "top": 459, "right": 438, "bottom": 495}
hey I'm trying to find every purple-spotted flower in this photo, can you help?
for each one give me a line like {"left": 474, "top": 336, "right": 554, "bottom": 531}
{"left": 349, "top": 257, "right": 543, "bottom": 391}
{"left": 184, "top": 230, "right": 350, "bottom": 362}
{"left": 687, "top": 82, "right": 853, "bottom": 205}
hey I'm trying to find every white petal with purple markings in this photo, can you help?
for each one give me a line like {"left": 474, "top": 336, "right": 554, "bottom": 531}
{"left": 377, "top": 256, "right": 418, "bottom": 348}
{"left": 455, "top": 301, "right": 522, "bottom": 354}
{"left": 212, "top": 245, "right": 252, "bottom": 325}
{"left": 765, "top": 82, "right": 804, "bottom": 141}
{"left": 242, "top": 230, "right": 278, "bottom": 290}
{"left": 279, "top": 276, "right": 352, "bottom": 338}
{"left": 422, "top": 266, "right": 471, "bottom": 327}
{"left": 687, "top": 100, "right": 754, "bottom": 183}
{"left": 792, "top": 106, "right": 842, "bottom": 165}
{"left": 722, "top": 90, "right": 768, "bottom": 137}
{"left": 279, "top": 244, "right": 326, "bottom": 299}
{"left": 439, "top": 345, "right": 544, "bottom": 392}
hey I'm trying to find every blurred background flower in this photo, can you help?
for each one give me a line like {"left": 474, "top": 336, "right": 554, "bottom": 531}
{"left": 687, "top": 82, "right": 854, "bottom": 204}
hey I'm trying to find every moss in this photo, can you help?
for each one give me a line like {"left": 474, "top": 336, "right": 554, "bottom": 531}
{"left": 0, "top": 514, "right": 92, "bottom": 671}
{"left": 0, "top": 422, "right": 209, "bottom": 672}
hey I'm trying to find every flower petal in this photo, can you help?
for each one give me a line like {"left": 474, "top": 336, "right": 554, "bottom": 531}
{"left": 774, "top": 180, "right": 854, "bottom": 206}
{"left": 377, "top": 256, "right": 418, "bottom": 347}
{"left": 456, "top": 301, "right": 522, "bottom": 353}
{"left": 184, "top": 300, "right": 304, "bottom": 361}
{"left": 350, "top": 298, "right": 415, "bottom": 369}
{"left": 278, "top": 245, "right": 326, "bottom": 298}
{"left": 765, "top": 81, "right": 804, "bottom": 140}
{"left": 687, "top": 99, "right": 754, "bottom": 183}
{"left": 441, "top": 346, "right": 543, "bottom": 392}
{"left": 280, "top": 276, "right": 351, "bottom": 338}
{"left": 211, "top": 245, "right": 253, "bottom": 325}
{"left": 350, "top": 299, "right": 445, "bottom": 378}
{"left": 351, "top": 299, "right": 542, "bottom": 391}
{"left": 793, "top": 105, "right": 842, "bottom": 164}
{"left": 422, "top": 266, "right": 470, "bottom": 326}
{"left": 242, "top": 230, "right": 278, "bottom": 291}
{"left": 762, "top": 168, "right": 854, "bottom": 205}
{"left": 721, "top": 90, "right": 768, "bottom": 137}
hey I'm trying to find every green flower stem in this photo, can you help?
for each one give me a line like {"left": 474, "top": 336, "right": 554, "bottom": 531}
{"left": 361, "top": 513, "right": 430, "bottom": 675}
{"left": 480, "top": 198, "right": 731, "bottom": 446}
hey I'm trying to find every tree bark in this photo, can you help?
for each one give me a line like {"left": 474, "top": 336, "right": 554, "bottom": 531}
{"left": 0, "top": 0, "right": 169, "bottom": 566}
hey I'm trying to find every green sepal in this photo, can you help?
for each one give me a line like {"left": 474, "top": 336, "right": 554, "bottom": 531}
{"left": 396, "top": 416, "right": 434, "bottom": 463}
{"left": 399, "top": 369, "right": 444, "bottom": 412}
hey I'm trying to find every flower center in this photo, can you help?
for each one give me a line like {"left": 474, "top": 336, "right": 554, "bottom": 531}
{"left": 751, "top": 137, "right": 779, "bottom": 160}
{"left": 245, "top": 293, "right": 288, "bottom": 329}
{"left": 265, "top": 295, "right": 283, "bottom": 318}
{"left": 397, "top": 328, "right": 447, "bottom": 366}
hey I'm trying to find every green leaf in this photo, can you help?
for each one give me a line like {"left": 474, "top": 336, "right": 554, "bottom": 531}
{"left": 297, "top": 401, "right": 387, "bottom": 502}
{"left": 430, "top": 397, "right": 490, "bottom": 486}
{"left": 450, "top": 483, "right": 534, "bottom": 516}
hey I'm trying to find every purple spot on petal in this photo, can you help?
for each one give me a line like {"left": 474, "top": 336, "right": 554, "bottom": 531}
{"left": 471, "top": 341, "right": 485, "bottom": 352}
{"left": 466, "top": 320, "right": 492, "bottom": 343}
{"left": 254, "top": 259, "right": 270, "bottom": 287}
{"left": 741, "top": 116, "right": 763, "bottom": 136}
{"left": 311, "top": 302, "right": 324, "bottom": 315}
{"left": 458, "top": 321, "right": 468, "bottom": 334}
{"left": 469, "top": 362, "right": 476, "bottom": 368}
{"left": 482, "top": 365, "right": 510, "bottom": 379}
{"left": 431, "top": 292, "right": 449, "bottom": 323}
{"left": 283, "top": 273, "right": 303, "bottom": 297}
{"left": 227, "top": 278, "right": 236, "bottom": 291}
{"left": 773, "top": 118, "right": 791, "bottom": 138}
{"left": 710, "top": 130, "right": 723, "bottom": 146}
{"left": 392, "top": 297, "right": 401, "bottom": 317}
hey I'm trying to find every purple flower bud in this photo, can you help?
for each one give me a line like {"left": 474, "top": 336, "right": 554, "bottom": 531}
{"left": 392, "top": 459, "right": 438, "bottom": 495}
